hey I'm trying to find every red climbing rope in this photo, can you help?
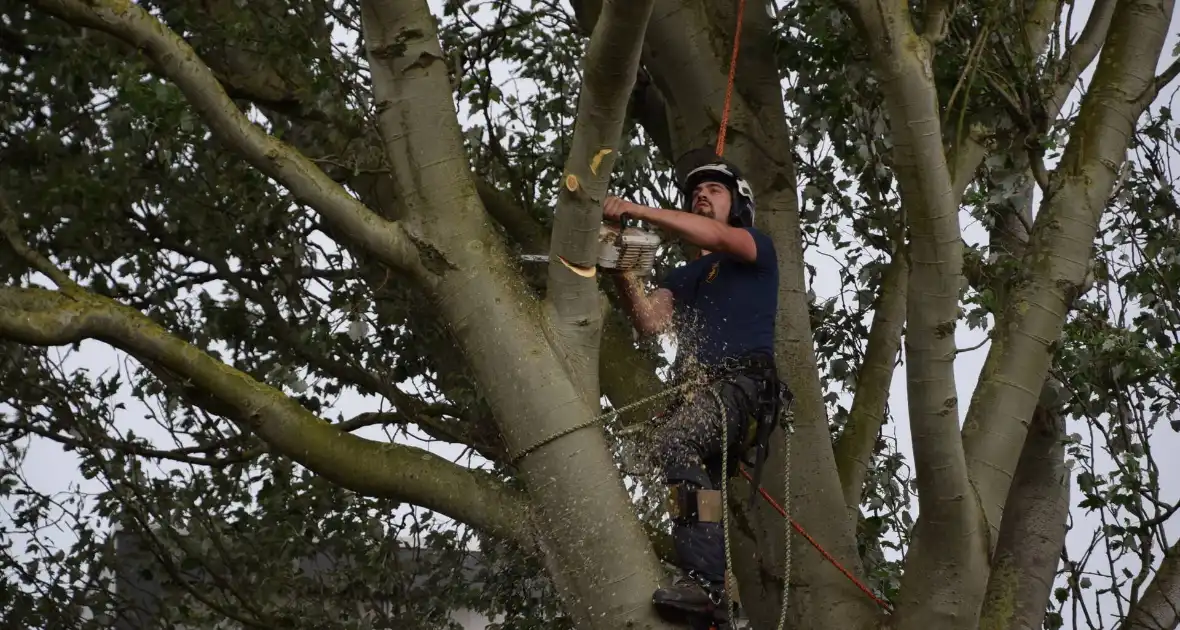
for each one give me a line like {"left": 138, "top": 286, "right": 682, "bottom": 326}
{"left": 714, "top": 0, "right": 746, "bottom": 157}
{"left": 738, "top": 466, "right": 894, "bottom": 612}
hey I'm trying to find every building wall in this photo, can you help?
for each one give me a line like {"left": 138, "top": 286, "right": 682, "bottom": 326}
{"left": 109, "top": 525, "right": 498, "bottom": 629}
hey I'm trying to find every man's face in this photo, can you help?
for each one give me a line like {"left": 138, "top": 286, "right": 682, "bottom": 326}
{"left": 690, "top": 180, "right": 732, "bottom": 224}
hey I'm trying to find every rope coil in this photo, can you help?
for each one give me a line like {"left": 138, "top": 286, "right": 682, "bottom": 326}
{"left": 507, "top": 377, "right": 709, "bottom": 464}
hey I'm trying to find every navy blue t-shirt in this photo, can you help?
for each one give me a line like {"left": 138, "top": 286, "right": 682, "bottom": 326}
{"left": 659, "top": 227, "right": 778, "bottom": 366}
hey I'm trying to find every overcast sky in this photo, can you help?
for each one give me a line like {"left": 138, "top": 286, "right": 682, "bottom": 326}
{"left": 8, "top": 1, "right": 1180, "bottom": 628}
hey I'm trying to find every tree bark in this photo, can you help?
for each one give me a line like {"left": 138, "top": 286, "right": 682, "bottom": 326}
{"left": 843, "top": 1, "right": 989, "bottom": 626}
{"left": 973, "top": 132, "right": 1073, "bottom": 630}
{"left": 833, "top": 251, "right": 907, "bottom": 515}
{"left": 1121, "top": 540, "right": 1180, "bottom": 630}
{"left": 1046, "top": 0, "right": 1120, "bottom": 120}
{"left": 978, "top": 407, "right": 1070, "bottom": 630}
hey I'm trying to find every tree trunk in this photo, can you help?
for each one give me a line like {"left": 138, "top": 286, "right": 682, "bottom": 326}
{"left": 978, "top": 407, "right": 1070, "bottom": 630}
{"left": 358, "top": 1, "right": 673, "bottom": 627}
{"left": 975, "top": 140, "right": 1072, "bottom": 630}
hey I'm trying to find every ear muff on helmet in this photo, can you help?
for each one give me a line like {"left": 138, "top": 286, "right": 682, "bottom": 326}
{"left": 680, "top": 161, "right": 756, "bottom": 228}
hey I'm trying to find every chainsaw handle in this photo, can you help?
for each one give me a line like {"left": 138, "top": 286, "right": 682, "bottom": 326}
{"left": 618, "top": 212, "right": 633, "bottom": 230}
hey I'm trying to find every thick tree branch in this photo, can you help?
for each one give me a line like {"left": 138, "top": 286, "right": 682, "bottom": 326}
{"left": 25, "top": 0, "right": 429, "bottom": 282}
{"left": 1135, "top": 55, "right": 1180, "bottom": 110}
{"left": 922, "top": 0, "right": 953, "bottom": 44}
{"left": 0, "top": 285, "right": 531, "bottom": 545}
{"left": 360, "top": 3, "right": 678, "bottom": 627}
{"left": 1047, "top": 0, "right": 1118, "bottom": 118}
{"left": 542, "top": 0, "right": 656, "bottom": 401}
{"left": 631, "top": 69, "right": 676, "bottom": 164}
{"left": 833, "top": 251, "right": 907, "bottom": 513}
{"left": 476, "top": 177, "right": 666, "bottom": 427}
{"left": 948, "top": 124, "right": 992, "bottom": 205}
{"left": 474, "top": 178, "right": 550, "bottom": 255}
{"left": 962, "top": 0, "right": 1175, "bottom": 570}
{"left": 844, "top": 0, "right": 986, "bottom": 626}
{"left": 1120, "top": 539, "right": 1180, "bottom": 630}
{"left": 567, "top": 0, "right": 677, "bottom": 165}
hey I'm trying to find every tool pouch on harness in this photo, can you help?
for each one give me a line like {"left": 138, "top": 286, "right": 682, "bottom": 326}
{"left": 736, "top": 360, "right": 794, "bottom": 506}
{"left": 667, "top": 483, "right": 723, "bottom": 524}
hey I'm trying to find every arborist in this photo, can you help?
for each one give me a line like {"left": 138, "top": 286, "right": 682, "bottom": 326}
{"left": 603, "top": 150, "right": 789, "bottom": 623}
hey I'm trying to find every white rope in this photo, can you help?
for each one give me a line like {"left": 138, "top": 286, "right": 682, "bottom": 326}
{"left": 716, "top": 387, "right": 795, "bottom": 630}
{"left": 718, "top": 387, "right": 736, "bottom": 627}
{"left": 777, "top": 407, "right": 793, "bottom": 630}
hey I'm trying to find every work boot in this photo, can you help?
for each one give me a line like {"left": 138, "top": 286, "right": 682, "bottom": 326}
{"left": 652, "top": 573, "right": 725, "bottom": 618}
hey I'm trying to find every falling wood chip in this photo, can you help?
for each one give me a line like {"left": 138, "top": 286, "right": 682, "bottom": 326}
{"left": 558, "top": 255, "right": 596, "bottom": 278}
{"left": 590, "top": 148, "right": 613, "bottom": 175}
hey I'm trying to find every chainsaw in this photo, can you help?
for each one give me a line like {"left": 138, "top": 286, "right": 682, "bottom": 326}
{"left": 521, "top": 212, "right": 662, "bottom": 276}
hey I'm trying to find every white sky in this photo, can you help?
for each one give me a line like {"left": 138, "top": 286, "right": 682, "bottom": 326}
{"left": 8, "top": 0, "right": 1180, "bottom": 628}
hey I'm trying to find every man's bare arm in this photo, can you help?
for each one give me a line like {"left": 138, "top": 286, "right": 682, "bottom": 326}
{"left": 604, "top": 198, "right": 757, "bottom": 263}
{"left": 612, "top": 273, "right": 673, "bottom": 336}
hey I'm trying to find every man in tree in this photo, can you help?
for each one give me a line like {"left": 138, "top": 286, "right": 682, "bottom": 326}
{"left": 603, "top": 155, "right": 783, "bottom": 623}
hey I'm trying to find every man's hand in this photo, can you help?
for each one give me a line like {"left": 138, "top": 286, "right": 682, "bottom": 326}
{"left": 603, "top": 196, "right": 646, "bottom": 223}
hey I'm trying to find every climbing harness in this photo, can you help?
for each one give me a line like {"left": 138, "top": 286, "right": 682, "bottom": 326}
{"left": 507, "top": 369, "right": 891, "bottom": 618}
{"left": 507, "top": 376, "right": 711, "bottom": 464}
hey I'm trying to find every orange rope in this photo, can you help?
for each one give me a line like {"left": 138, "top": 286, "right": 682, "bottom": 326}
{"left": 738, "top": 466, "right": 894, "bottom": 612}
{"left": 714, "top": 0, "right": 747, "bottom": 157}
